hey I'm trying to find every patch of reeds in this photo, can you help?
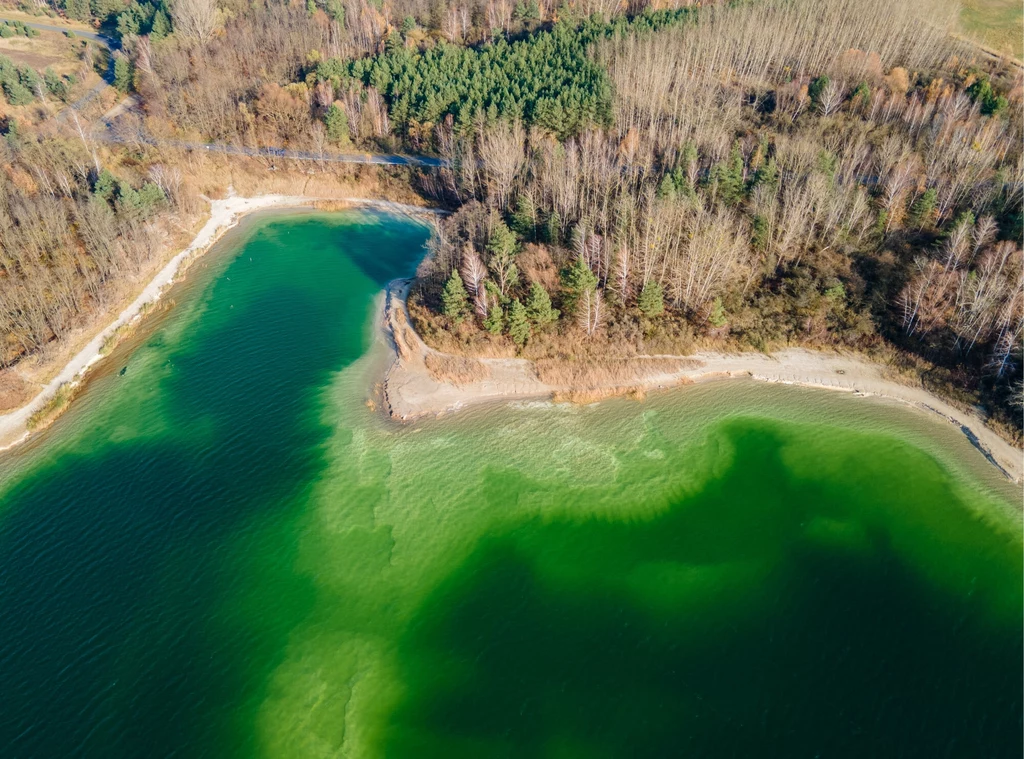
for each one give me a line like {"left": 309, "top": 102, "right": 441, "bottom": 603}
{"left": 424, "top": 352, "right": 491, "bottom": 386}
{"left": 27, "top": 382, "right": 81, "bottom": 431}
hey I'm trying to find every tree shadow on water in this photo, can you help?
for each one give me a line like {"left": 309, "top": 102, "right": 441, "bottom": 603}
{"left": 385, "top": 425, "right": 1023, "bottom": 759}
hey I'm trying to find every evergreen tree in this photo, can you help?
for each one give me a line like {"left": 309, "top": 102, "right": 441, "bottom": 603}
{"left": 93, "top": 169, "right": 119, "bottom": 200}
{"left": 851, "top": 81, "right": 871, "bottom": 107}
{"left": 150, "top": 9, "right": 171, "bottom": 39}
{"left": 545, "top": 209, "right": 562, "bottom": 244}
{"left": 808, "top": 75, "right": 830, "bottom": 110}
{"left": 324, "top": 103, "right": 349, "bottom": 144}
{"left": 65, "top": 0, "right": 91, "bottom": 21}
{"left": 967, "top": 76, "right": 1009, "bottom": 117}
{"left": 751, "top": 158, "right": 778, "bottom": 190}
{"left": 563, "top": 254, "right": 597, "bottom": 297}
{"left": 656, "top": 173, "right": 677, "bottom": 201}
{"left": 678, "top": 142, "right": 698, "bottom": 195}
{"left": 113, "top": 56, "right": 133, "bottom": 94}
{"left": 525, "top": 281, "right": 559, "bottom": 325}
{"left": 751, "top": 214, "right": 770, "bottom": 251}
{"left": 2, "top": 78, "right": 34, "bottom": 105}
{"left": 441, "top": 269, "right": 469, "bottom": 323}
{"left": 483, "top": 304, "right": 504, "bottom": 335}
{"left": 44, "top": 68, "right": 69, "bottom": 101}
{"left": 909, "top": 188, "right": 937, "bottom": 228}
{"left": 487, "top": 221, "right": 520, "bottom": 296}
{"left": 3, "top": 116, "right": 20, "bottom": 148}
{"left": 710, "top": 142, "right": 745, "bottom": 205}
{"left": 510, "top": 194, "right": 536, "bottom": 240}
{"left": 487, "top": 219, "right": 518, "bottom": 259}
{"left": 507, "top": 298, "right": 530, "bottom": 347}
{"left": 708, "top": 296, "right": 727, "bottom": 328}
{"left": 637, "top": 280, "right": 664, "bottom": 317}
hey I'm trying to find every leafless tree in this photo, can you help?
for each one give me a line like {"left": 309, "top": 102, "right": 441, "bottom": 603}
{"left": 171, "top": 0, "right": 217, "bottom": 44}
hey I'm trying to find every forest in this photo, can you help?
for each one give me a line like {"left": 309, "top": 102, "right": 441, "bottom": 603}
{"left": 0, "top": 0, "right": 1021, "bottom": 438}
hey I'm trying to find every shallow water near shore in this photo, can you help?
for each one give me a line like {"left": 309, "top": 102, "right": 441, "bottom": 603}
{"left": 0, "top": 212, "right": 1020, "bottom": 758}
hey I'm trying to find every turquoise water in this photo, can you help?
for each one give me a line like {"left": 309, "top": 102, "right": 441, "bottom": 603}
{"left": 0, "top": 212, "right": 1020, "bottom": 758}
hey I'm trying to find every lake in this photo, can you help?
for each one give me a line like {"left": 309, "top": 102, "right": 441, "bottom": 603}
{"left": 0, "top": 211, "right": 1019, "bottom": 758}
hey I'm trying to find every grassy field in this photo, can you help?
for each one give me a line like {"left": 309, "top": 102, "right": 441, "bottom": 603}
{"left": 0, "top": 28, "right": 83, "bottom": 76}
{"left": 960, "top": 0, "right": 1023, "bottom": 59}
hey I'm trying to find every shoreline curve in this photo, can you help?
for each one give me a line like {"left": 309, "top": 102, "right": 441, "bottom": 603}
{"left": 380, "top": 279, "right": 1023, "bottom": 485}
{"left": 0, "top": 194, "right": 440, "bottom": 452}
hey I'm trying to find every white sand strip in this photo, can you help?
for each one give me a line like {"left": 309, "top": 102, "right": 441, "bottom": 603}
{"left": 0, "top": 194, "right": 438, "bottom": 451}
{"left": 381, "top": 281, "right": 1023, "bottom": 484}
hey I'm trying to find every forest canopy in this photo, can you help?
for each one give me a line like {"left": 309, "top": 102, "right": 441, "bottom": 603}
{"left": 1, "top": 0, "right": 1021, "bottom": 439}
{"left": 314, "top": 8, "right": 695, "bottom": 139}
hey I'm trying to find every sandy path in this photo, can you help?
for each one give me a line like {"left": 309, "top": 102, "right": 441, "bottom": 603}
{"left": 382, "top": 280, "right": 1023, "bottom": 484}
{"left": 0, "top": 194, "right": 438, "bottom": 452}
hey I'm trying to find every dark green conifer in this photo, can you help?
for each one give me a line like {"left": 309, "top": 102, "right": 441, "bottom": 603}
{"left": 638, "top": 281, "right": 664, "bottom": 318}
{"left": 507, "top": 298, "right": 530, "bottom": 347}
{"left": 441, "top": 269, "right": 470, "bottom": 324}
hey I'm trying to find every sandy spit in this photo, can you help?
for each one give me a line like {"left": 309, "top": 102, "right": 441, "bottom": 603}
{"left": 0, "top": 193, "right": 439, "bottom": 452}
{"left": 381, "top": 280, "right": 1023, "bottom": 484}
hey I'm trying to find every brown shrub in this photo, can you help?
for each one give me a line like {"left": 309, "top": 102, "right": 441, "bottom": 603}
{"left": 519, "top": 243, "right": 560, "bottom": 292}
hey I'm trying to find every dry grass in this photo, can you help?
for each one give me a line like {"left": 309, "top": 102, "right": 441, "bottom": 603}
{"left": 177, "top": 152, "right": 427, "bottom": 206}
{"left": 424, "top": 352, "right": 491, "bottom": 386}
{"left": 0, "top": 30, "right": 82, "bottom": 76}
{"left": 960, "top": 0, "right": 1023, "bottom": 59}
{"left": 0, "top": 370, "right": 35, "bottom": 414}
{"left": 535, "top": 357, "right": 701, "bottom": 389}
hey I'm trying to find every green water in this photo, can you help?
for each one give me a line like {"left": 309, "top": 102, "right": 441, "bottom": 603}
{"left": 0, "top": 212, "right": 1020, "bottom": 758}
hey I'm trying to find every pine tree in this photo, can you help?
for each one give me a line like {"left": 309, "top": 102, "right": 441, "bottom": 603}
{"left": 441, "top": 269, "right": 469, "bottom": 324}
{"left": 909, "top": 188, "right": 937, "bottom": 229}
{"left": 656, "top": 173, "right": 677, "bottom": 201}
{"left": 545, "top": 210, "right": 562, "bottom": 244}
{"left": 808, "top": 75, "right": 830, "bottom": 110}
{"left": 1, "top": 76, "right": 32, "bottom": 105}
{"left": 751, "top": 215, "right": 770, "bottom": 251}
{"left": 752, "top": 158, "right": 778, "bottom": 190}
{"left": 324, "top": 103, "right": 349, "bottom": 144}
{"left": 483, "top": 305, "right": 504, "bottom": 335}
{"left": 507, "top": 299, "right": 530, "bottom": 347}
{"left": 526, "top": 281, "right": 559, "bottom": 325}
{"left": 44, "top": 68, "right": 68, "bottom": 101}
{"left": 150, "top": 10, "right": 171, "bottom": 39}
{"left": 487, "top": 221, "right": 520, "bottom": 297}
{"left": 711, "top": 142, "right": 745, "bottom": 206}
{"left": 113, "top": 56, "right": 133, "bottom": 94}
{"left": 708, "top": 296, "right": 728, "bottom": 328}
{"left": 563, "top": 253, "right": 597, "bottom": 297}
{"left": 93, "top": 169, "right": 119, "bottom": 200}
{"left": 510, "top": 194, "right": 537, "bottom": 241}
{"left": 637, "top": 281, "right": 664, "bottom": 318}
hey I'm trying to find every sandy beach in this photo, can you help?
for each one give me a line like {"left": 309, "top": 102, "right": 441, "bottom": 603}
{"left": 0, "top": 193, "right": 438, "bottom": 452}
{"left": 4, "top": 205, "right": 1020, "bottom": 487}
{"left": 381, "top": 280, "right": 1024, "bottom": 484}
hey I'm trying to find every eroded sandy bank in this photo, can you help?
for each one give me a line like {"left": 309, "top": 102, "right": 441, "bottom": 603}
{"left": 0, "top": 194, "right": 439, "bottom": 452}
{"left": 381, "top": 279, "right": 1023, "bottom": 484}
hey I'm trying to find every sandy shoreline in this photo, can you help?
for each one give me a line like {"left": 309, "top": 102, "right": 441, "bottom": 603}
{"left": 381, "top": 280, "right": 1023, "bottom": 484}
{"left": 0, "top": 194, "right": 439, "bottom": 452}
